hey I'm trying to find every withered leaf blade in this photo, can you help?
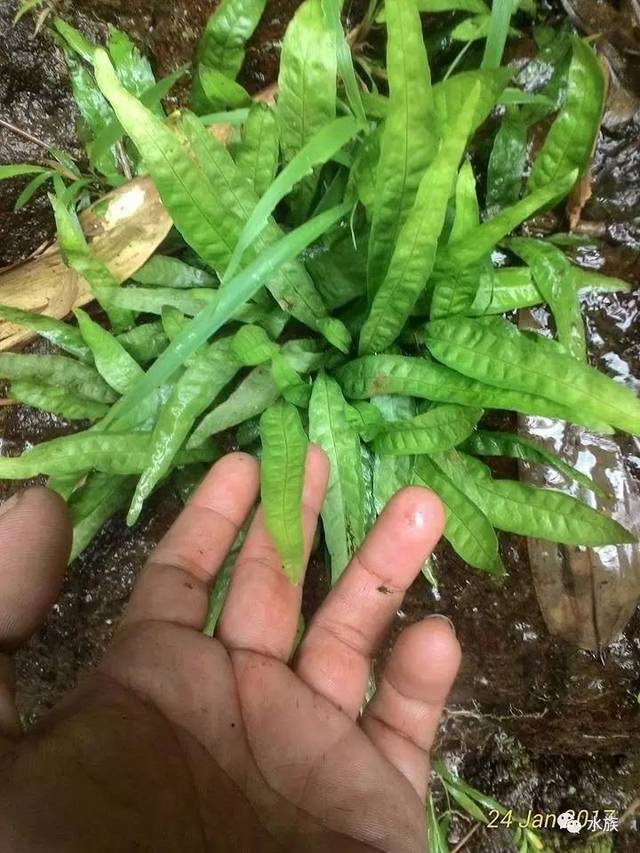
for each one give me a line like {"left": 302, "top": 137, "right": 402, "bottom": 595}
{"left": 519, "top": 309, "right": 640, "bottom": 650}
{"left": 0, "top": 177, "right": 172, "bottom": 351}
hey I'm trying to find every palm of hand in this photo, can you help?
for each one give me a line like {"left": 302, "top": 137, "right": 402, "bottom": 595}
{"left": 0, "top": 451, "right": 459, "bottom": 853}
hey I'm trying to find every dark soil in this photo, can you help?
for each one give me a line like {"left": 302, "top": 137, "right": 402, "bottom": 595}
{"left": 1, "top": 1, "right": 639, "bottom": 850}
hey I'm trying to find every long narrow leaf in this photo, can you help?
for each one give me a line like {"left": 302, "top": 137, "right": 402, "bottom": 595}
{"left": 102, "top": 203, "right": 350, "bottom": 428}
{"left": 367, "top": 0, "right": 435, "bottom": 300}
{"left": 224, "top": 116, "right": 360, "bottom": 281}
{"left": 321, "top": 0, "right": 367, "bottom": 124}
{"left": 481, "top": 0, "right": 516, "bottom": 70}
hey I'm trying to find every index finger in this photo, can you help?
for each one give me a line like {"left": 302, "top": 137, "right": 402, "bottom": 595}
{"left": 123, "top": 453, "right": 259, "bottom": 631}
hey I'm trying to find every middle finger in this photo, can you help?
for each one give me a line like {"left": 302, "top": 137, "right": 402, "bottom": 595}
{"left": 217, "top": 444, "right": 329, "bottom": 661}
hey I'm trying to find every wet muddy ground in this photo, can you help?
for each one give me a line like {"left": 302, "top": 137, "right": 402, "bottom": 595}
{"left": 1, "top": 0, "right": 639, "bottom": 850}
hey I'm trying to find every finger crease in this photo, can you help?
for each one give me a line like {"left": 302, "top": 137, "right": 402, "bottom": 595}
{"left": 364, "top": 709, "right": 431, "bottom": 761}
{"left": 144, "top": 559, "right": 213, "bottom": 589}
{"left": 350, "top": 554, "right": 404, "bottom": 595}
{"left": 187, "top": 502, "right": 243, "bottom": 538}
{"left": 312, "top": 617, "right": 373, "bottom": 659}
{"left": 385, "top": 670, "right": 446, "bottom": 709}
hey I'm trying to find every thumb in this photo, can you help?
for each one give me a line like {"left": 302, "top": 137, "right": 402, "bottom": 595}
{"left": 0, "top": 487, "right": 71, "bottom": 739}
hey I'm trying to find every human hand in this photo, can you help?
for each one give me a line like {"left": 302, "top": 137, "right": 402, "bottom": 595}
{"left": 0, "top": 449, "right": 460, "bottom": 852}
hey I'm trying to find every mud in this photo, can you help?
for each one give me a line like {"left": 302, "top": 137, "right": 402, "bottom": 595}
{"left": 1, "top": 1, "right": 639, "bottom": 851}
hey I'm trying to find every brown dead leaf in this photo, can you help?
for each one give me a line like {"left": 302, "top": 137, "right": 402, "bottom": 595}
{"left": 518, "top": 310, "right": 640, "bottom": 650}
{"left": 0, "top": 90, "right": 279, "bottom": 352}
{"left": 567, "top": 168, "right": 594, "bottom": 231}
{"left": 0, "top": 177, "right": 172, "bottom": 351}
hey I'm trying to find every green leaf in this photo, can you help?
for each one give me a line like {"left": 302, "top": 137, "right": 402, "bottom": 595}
{"left": 69, "top": 473, "right": 136, "bottom": 562}
{"left": 131, "top": 255, "right": 217, "bottom": 288}
{"left": 416, "top": 0, "right": 488, "bottom": 11}
{"left": 235, "top": 103, "right": 281, "bottom": 197}
{"left": 50, "top": 193, "right": 133, "bottom": 331}
{"left": 53, "top": 17, "right": 96, "bottom": 63}
{"left": 224, "top": 115, "right": 360, "bottom": 282}
{"left": 0, "top": 432, "right": 218, "bottom": 480}
{"left": 575, "top": 268, "right": 631, "bottom": 294}
{"left": 373, "top": 404, "right": 483, "bottom": 456}
{"left": 13, "top": 171, "right": 55, "bottom": 209}
{"left": 271, "top": 354, "right": 312, "bottom": 407}
{"left": 432, "top": 68, "right": 511, "bottom": 133}
{"left": 321, "top": 0, "right": 367, "bottom": 125}
{"left": 200, "top": 107, "right": 251, "bottom": 127}
{"left": 307, "top": 230, "right": 367, "bottom": 310}
{"left": 95, "top": 285, "right": 216, "bottom": 318}
{"left": 527, "top": 38, "right": 605, "bottom": 194}
{"left": 127, "top": 339, "right": 239, "bottom": 524}
{"left": 366, "top": 0, "right": 435, "bottom": 300}
{"left": 179, "top": 111, "right": 349, "bottom": 347}
{"left": 360, "top": 84, "right": 481, "bottom": 352}
{"left": 188, "top": 340, "right": 327, "bottom": 445}
{"left": 14, "top": 0, "right": 46, "bottom": 24}
{"left": 192, "top": 363, "right": 279, "bottom": 442}
{"left": 451, "top": 13, "right": 492, "bottom": 42}
{"left": 445, "top": 785, "right": 490, "bottom": 823}
{"left": 116, "top": 322, "right": 169, "bottom": 363}
{"left": 335, "top": 354, "right": 614, "bottom": 433}
{"left": 203, "top": 521, "right": 250, "bottom": 635}
{"left": 508, "top": 237, "right": 586, "bottom": 360}
{"left": 470, "top": 264, "right": 628, "bottom": 316}
{"left": 0, "top": 305, "right": 91, "bottom": 362}
{"left": 100, "top": 202, "right": 349, "bottom": 430}
{"left": 415, "top": 455, "right": 503, "bottom": 574}
{"left": 95, "top": 51, "right": 240, "bottom": 271}
{"left": 278, "top": 0, "right": 338, "bottom": 163}
{"left": 59, "top": 48, "right": 120, "bottom": 181}
{"left": 430, "top": 260, "right": 490, "bottom": 320}
{"left": 309, "top": 372, "right": 365, "bottom": 582}
{"left": 0, "top": 164, "right": 49, "bottom": 180}
{"left": 481, "top": 0, "right": 517, "bottom": 69}
{"left": 440, "top": 170, "right": 577, "bottom": 270}
{"left": 95, "top": 55, "right": 348, "bottom": 347}
{"left": 193, "top": 65, "right": 251, "bottom": 113}
{"left": 450, "top": 159, "right": 480, "bottom": 242}
{"left": 260, "top": 401, "right": 309, "bottom": 583}
{"left": 0, "top": 353, "right": 116, "bottom": 404}
{"left": 107, "top": 26, "right": 157, "bottom": 103}
{"left": 371, "top": 395, "right": 417, "bottom": 514}
{"left": 8, "top": 381, "right": 110, "bottom": 422}
{"left": 345, "top": 401, "right": 383, "bottom": 442}
{"left": 425, "top": 316, "right": 640, "bottom": 435}
{"left": 75, "top": 309, "right": 144, "bottom": 395}
{"left": 89, "top": 67, "right": 189, "bottom": 173}
{"left": 195, "top": 0, "right": 266, "bottom": 79}
{"left": 433, "top": 759, "right": 506, "bottom": 813}
{"left": 232, "top": 324, "right": 278, "bottom": 365}
{"left": 498, "top": 87, "right": 553, "bottom": 108}
{"left": 486, "top": 106, "right": 528, "bottom": 213}
{"left": 426, "top": 795, "right": 449, "bottom": 853}
{"left": 463, "top": 430, "right": 607, "bottom": 497}
{"left": 349, "top": 127, "right": 381, "bottom": 216}
{"left": 444, "top": 452, "right": 635, "bottom": 546}
{"left": 161, "top": 306, "right": 190, "bottom": 342}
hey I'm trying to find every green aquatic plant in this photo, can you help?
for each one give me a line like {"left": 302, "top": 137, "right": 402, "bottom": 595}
{"left": 0, "top": 0, "right": 633, "bottom": 585}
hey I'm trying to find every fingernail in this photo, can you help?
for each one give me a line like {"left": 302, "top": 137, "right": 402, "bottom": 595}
{"left": 0, "top": 492, "right": 21, "bottom": 518}
{"left": 427, "top": 614, "right": 456, "bottom": 635}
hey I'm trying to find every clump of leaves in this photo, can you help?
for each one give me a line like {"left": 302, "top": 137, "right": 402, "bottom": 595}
{"left": 0, "top": 0, "right": 636, "bottom": 584}
{"left": 429, "top": 760, "right": 544, "bottom": 852}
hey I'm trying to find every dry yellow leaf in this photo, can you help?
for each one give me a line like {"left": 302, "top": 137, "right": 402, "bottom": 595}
{"left": 0, "top": 177, "right": 172, "bottom": 351}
